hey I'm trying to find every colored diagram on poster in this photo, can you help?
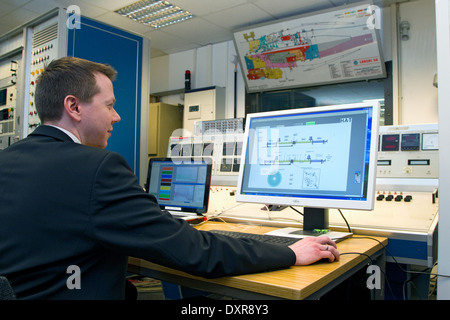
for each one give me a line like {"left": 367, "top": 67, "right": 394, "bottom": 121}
{"left": 233, "top": 3, "right": 385, "bottom": 92}
{"left": 247, "top": 121, "right": 352, "bottom": 192}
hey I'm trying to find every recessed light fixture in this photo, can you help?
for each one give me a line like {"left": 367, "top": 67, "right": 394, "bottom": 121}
{"left": 115, "top": 0, "right": 194, "bottom": 29}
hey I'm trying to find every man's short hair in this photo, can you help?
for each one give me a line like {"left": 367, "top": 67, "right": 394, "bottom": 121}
{"left": 35, "top": 56, "right": 117, "bottom": 122}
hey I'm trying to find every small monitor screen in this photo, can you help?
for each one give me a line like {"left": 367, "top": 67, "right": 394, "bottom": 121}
{"left": 0, "top": 88, "right": 7, "bottom": 107}
{"left": 236, "top": 102, "right": 379, "bottom": 211}
{"left": 146, "top": 158, "right": 212, "bottom": 213}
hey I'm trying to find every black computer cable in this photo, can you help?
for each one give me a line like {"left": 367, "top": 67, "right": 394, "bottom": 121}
{"left": 345, "top": 236, "right": 450, "bottom": 300}
{"left": 337, "top": 209, "right": 352, "bottom": 233}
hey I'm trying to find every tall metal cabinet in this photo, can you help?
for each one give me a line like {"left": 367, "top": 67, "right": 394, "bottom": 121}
{"left": 148, "top": 102, "right": 182, "bottom": 158}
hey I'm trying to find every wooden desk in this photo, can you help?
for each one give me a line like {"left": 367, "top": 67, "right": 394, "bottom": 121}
{"left": 128, "top": 221, "right": 387, "bottom": 300}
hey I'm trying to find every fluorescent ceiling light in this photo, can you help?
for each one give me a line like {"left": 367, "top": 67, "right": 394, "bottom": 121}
{"left": 115, "top": 0, "right": 194, "bottom": 29}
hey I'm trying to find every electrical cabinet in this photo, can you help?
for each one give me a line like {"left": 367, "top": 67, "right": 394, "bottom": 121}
{"left": 0, "top": 36, "right": 21, "bottom": 150}
{"left": 377, "top": 124, "right": 438, "bottom": 179}
{"left": 183, "top": 86, "right": 225, "bottom": 134}
{"left": 0, "top": 85, "right": 17, "bottom": 150}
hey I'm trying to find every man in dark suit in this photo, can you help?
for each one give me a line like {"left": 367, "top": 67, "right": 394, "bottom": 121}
{"left": 0, "top": 57, "right": 339, "bottom": 299}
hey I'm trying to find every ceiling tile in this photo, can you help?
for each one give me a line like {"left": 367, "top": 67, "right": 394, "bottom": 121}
{"left": 0, "top": 7, "right": 39, "bottom": 26}
{"left": 23, "top": 0, "right": 62, "bottom": 14}
{"left": 171, "top": 0, "right": 247, "bottom": 16}
{"left": 160, "top": 17, "right": 231, "bottom": 46}
{"left": 0, "top": 2, "right": 18, "bottom": 18}
{"left": 253, "top": 0, "right": 334, "bottom": 19}
{"left": 50, "top": 0, "right": 78, "bottom": 9}
{"left": 145, "top": 29, "right": 201, "bottom": 55}
{"left": 63, "top": 1, "right": 108, "bottom": 17}
{"left": 93, "top": 12, "right": 153, "bottom": 35}
{"left": 0, "top": 0, "right": 31, "bottom": 7}
{"left": 79, "top": 0, "right": 137, "bottom": 12}
{"left": 145, "top": 29, "right": 194, "bottom": 48}
{"left": 202, "top": 3, "right": 275, "bottom": 30}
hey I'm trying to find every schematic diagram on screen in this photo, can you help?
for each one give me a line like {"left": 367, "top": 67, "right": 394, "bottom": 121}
{"left": 302, "top": 168, "right": 321, "bottom": 189}
{"left": 247, "top": 121, "right": 352, "bottom": 192}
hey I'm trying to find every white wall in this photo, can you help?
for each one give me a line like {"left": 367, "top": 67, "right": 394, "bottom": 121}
{"left": 435, "top": 0, "right": 450, "bottom": 300}
{"left": 150, "top": 41, "right": 246, "bottom": 119}
{"left": 397, "top": 0, "right": 438, "bottom": 124}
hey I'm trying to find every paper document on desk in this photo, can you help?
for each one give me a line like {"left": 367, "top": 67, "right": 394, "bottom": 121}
{"left": 168, "top": 210, "right": 205, "bottom": 222}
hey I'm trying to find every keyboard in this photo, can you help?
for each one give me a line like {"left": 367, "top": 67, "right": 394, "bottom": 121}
{"left": 208, "top": 229, "right": 300, "bottom": 246}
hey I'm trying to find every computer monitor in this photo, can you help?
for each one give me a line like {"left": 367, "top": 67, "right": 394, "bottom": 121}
{"left": 146, "top": 158, "right": 212, "bottom": 214}
{"left": 236, "top": 102, "right": 380, "bottom": 235}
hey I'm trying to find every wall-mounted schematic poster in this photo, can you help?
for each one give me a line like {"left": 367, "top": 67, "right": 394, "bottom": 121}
{"left": 233, "top": 2, "right": 386, "bottom": 93}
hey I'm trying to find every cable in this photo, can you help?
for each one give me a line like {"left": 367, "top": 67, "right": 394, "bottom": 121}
{"left": 354, "top": 236, "right": 450, "bottom": 279}
{"left": 337, "top": 252, "right": 395, "bottom": 300}
{"left": 320, "top": 208, "right": 448, "bottom": 281}
{"left": 337, "top": 209, "right": 352, "bottom": 233}
{"left": 339, "top": 250, "right": 403, "bottom": 299}
{"left": 289, "top": 206, "right": 304, "bottom": 216}
{"left": 340, "top": 252, "right": 374, "bottom": 264}
{"left": 402, "top": 267, "right": 429, "bottom": 300}
{"left": 348, "top": 236, "right": 450, "bottom": 300}
{"left": 289, "top": 206, "right": 352, "bottom": 233}
{"left": 331, "top": 211, "right": 447, "bottom": 282}
{"left": 326, "top": 209, "right": 449, "bottom": 294}
{"left": 428, "top": 261, "right": 438, "bottom": 299}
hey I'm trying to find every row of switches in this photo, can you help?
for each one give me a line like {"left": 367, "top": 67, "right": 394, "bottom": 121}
{"left": 376, "top": 194, "right": 412, "bottom": 202}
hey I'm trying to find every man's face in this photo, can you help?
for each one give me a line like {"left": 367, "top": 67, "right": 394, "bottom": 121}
{"left": 78, "top": 73, "right": 120, "bottom": 149}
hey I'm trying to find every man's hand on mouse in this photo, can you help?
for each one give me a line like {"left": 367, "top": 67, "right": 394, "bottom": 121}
{"left": 288, "top": 235, "right": 340, "bottom": 266}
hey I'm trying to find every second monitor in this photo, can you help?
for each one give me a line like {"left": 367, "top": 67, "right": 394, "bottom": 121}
{"left": 236, "top": 102, "right": 380, "bottom": 236}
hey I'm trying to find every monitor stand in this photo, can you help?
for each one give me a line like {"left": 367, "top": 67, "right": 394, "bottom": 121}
{"left": 264, "top": 207, "right": 353, "bottom": 241}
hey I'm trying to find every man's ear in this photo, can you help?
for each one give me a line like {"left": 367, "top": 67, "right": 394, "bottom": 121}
{"left": 63, "top": 95, "right": 82, "bottom": 122}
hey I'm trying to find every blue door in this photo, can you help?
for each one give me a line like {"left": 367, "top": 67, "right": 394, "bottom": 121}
{"left": 67, "top": 16, "right": 143, "bottom": 178}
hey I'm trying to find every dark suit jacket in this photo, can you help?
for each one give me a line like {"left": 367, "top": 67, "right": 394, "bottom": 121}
{"left": 0, "top": 125, "right": 295, "bottom": 299}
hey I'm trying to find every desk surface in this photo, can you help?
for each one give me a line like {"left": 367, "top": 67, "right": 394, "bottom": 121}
{"left": 128, "top": 221, "right": 387, "bottom": 300}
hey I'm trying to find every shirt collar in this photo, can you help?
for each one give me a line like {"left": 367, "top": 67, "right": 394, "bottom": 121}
{"left": 47, "top": 125, "right": 81, "bottom": 144}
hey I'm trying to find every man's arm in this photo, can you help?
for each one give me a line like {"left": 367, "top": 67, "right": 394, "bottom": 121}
{"left": 90, "top": 152, "right": 297, "bottom": 277}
